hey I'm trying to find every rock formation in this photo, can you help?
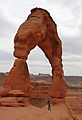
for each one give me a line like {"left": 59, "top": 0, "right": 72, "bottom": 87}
{"left": 3, "top": 59, "right": 30, "bottom": 96}
{"left": 1, "top": 8, "right": 66, "bottom": 98}
{"left": 0, "top": 8, "right": 79, "bottom": 120}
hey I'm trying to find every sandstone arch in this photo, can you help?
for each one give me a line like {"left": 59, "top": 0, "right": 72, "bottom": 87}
{"left": 3, "top": 8, "right": 66, "bottom": 98}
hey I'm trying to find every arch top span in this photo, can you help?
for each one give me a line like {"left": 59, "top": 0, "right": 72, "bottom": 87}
{"left": 13, "top": 7, "right": 58, "bottom": 59}
{"left": 2, "top": 8, "right": 66, "bottom": 98}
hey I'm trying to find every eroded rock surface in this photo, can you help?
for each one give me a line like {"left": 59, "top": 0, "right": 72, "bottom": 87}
{"left": 3, "top": 59, "right": 30, "bottom": 96}
{"left": 0, "top": 90, "right": 29, "bottom": 107}
{"left": 1, "top": 8, "right": 66, "bottom": 98}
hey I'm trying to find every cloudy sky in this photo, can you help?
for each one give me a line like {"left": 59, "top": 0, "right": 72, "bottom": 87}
{"left": 0, "top": 0, "right": 82, "bottom": 76}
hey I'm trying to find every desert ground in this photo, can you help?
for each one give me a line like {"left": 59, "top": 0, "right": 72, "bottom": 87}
{"left": 66, "top": 89, "right": 82, "bottom": 120}
{"left": 0, "top": 88, "right": 82, "bottom": 120}
{"left": 0, "top": 75, "right": 82, "bottom": 120}
{"left": 30, "top": 88, "right": 82, "bottom": 120}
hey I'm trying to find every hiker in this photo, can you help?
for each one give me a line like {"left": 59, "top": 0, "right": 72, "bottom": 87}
{"left": 47, "top": 100, "right": 51, "bottom": 111}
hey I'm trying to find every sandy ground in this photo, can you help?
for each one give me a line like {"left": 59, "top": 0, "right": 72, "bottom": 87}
{"left": 0, "top": 103, "right": 79, "bottom": 120}
{"left": 0, "top": 89, "right": 81, "bottom": 120}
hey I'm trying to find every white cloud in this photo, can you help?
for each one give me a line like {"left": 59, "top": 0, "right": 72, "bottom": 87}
{"left": 0, "top": 49, "right": 15, "bottom": 72}
{"left": 0, "top": 0, "right": 82, "bottom": 75}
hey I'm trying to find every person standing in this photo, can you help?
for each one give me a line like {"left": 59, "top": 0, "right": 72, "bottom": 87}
{"left": 47, "top": 100, "right": 51, "bottom": 111}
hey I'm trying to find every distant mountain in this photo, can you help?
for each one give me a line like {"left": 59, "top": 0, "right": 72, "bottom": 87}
{"left": 0, "top": 72, "right": 82, "bottom": 88}
{"left": 65, "top": 76, "right": 82, "bottom": 87}
{"left": 30, "top": 74, "right": 82, "bottom": 87}
{"left": 30, "top": 73, "right": 51, "bottom": 83}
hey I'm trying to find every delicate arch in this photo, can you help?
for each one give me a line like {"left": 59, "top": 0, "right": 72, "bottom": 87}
{"left": 2, "top": 8, "right": 66, "bottom": 98}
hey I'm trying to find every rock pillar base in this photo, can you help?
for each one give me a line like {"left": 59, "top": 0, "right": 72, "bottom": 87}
{"left": 3, "top": 59, "right": 30, "bottom": 96}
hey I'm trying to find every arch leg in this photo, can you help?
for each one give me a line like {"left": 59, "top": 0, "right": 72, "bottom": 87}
{"left": 3, "top": 59, "right": 30, "bottom": 96}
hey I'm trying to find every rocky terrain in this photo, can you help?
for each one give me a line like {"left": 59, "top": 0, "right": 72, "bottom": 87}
{"left": 0, "top": 73, "right": 82, "bottom": 119}
{"left": 0, "top": 82, "right": 81, "bottom": 120}
{"left": 66, "top": 89, "right": 82, "bottom": 120}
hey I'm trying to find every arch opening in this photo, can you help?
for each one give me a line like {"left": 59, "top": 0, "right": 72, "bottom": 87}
{"left": 27, "top": 46, "right": 52, "bottom": 99}
{"left": 27, "top": 46, "right": 52, "bottom": 76}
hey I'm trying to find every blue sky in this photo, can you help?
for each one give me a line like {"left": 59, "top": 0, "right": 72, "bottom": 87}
{"left": 0, "top": 0, "right": 82, "bottom": 75}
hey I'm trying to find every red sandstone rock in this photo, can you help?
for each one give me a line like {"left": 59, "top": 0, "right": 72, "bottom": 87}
{"left": 3, "top": 59, "right": 30, "bottom": 96}
{"left": 64, "top": 102, "right": 79, "bottom": 120}
{"left": 0, "top": 97, "right": 17, "bottom": 103}
{"left": 0, "top": 87, "right": 11, "bottom": 97}
{"left": 17, "top": 97, "right": 29, "bottom": 103}
{"left": 50, "top": 98, "right": 65, "bottom": 104}
{"left": 0, "top": 102, "right": 25, "bottom": 107}
{"left": 3, "top": 8, "right": 66, "bottom": 98}
{"left": 8, "top": 90, "right": 26, "bottom": 97}
{"left": 0, "top": 96, "right": 29, "bottom": 107}
{"left": 49, "top": 72, "right": 66, "bottom": 98}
